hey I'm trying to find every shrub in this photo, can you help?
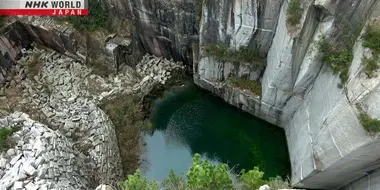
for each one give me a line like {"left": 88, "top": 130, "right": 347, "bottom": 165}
{"left": 121, "top": 153, "right": 289, "bottom": 190}
{"left": 359, "top": 113, "right": 380, "bottom": 133}
{"left": 363, "top": 24, "right": 380, "bottom": 55}
{"left": 267, "top": 176, "right": 291, "bottom": 189}
{"left": 204, "top": 43, "right": 264, "bottom": 64}
{"left": 101, "top": 95, "right": 152, "bottom": 176}
{"left": 362, "top": 56, "right": 379, "bottom": 77}
{"left": 121, "top": 169, "right": 159, "bottom": 190}
{"left": 319, "top": 36, "right": 353, "bottom": 87}
{"left": 162, "top": 170, "right": 186, "bottom": 190}
{"left": 361, "top": 23, "right": 380, "bottom": 76}
{"left": 0, "top": 125, "right": 20, "bottom": 150}
{"left": 227, "top": 77, "right": 262, "bottom": 96}
{"left": 240, "top": 167, "right": 264, "bottom": 189}
{"left": 286, "top": 0, "right": 303, "bottom": 26}
{"left": 66, "top": 0, "right": 110, "bottom": 31}
{"left": 186, "top": 153, "right": 233, "bottom": 189}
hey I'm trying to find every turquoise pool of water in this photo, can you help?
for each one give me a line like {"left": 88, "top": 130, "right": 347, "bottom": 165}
{"left": 141, "top": 82, "right": 290, "bottom": 182}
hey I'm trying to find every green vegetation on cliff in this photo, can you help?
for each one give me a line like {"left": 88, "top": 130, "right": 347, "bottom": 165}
{"left": 0, "top": 125, "right": 20, "bottom": 150}
{"left": 319, "top": 36, "right": 353, "bottom": 88}
{"left": 361, "top": 57, "right": 379, "bottom": 77}
{"left": 227, "top": 77, "right": 262, "bottom": 97}
{"left": 363, "top": 24, "right": 380, "bottom": 54}
{"left": 204, "top": 43, "right": 264, "bottom": 64}
{"left": 67, "top": 0, "right": 109, "bottom": 31}
{"left": 359, "top": 113, "right": 380, "bottom": 133}
{"left": 286, "top": 0, "right": 303, "bottom": 26}
{"left": 121, "top": 153, "right": 290, "bottom": 190}
{"left": 361, "top": 23, "right": 380, "bottom": 77}
{"left": 318, "top": 20, "right": 364, "bottom": 87}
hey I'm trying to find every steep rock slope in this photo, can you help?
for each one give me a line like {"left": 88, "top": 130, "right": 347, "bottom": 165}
{"left": 106, "top": 0, "right": 197, "bottom": 64}
{"left": 194, "top": 0, "right": 380, "bottom": 189}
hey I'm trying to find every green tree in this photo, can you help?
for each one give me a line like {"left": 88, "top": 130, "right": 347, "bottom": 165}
{"left": 186, "top": 153, "right": 233, "bottom": 189}
{"left": 240, "top": 167, "right": 264, "bottom": 190}
{"left": 121, "top": 169, "right": 159, "bottom": 190}
{"left": 162, "top": 170, "right": 186, "bottom": 190}
{"left": 121, "top": 154, "right": 289, "bottom": 190}
{"left": 66, "top": 0, "right": 110, "bottom": 31}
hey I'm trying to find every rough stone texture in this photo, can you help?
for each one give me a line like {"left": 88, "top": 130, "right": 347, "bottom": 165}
{"left": 0, "top": 17, "right": 133, "bottom": 90}
{"left": 200, "top": 0, "right": 282, "bottom": 53}
{"left": 0, "top": 112, "right": 92, "bottom": 189}
{"left": 194, "top": 0, "right": 380, "bottom": 189}
{"left": 0, "top": 48, "right": 127, "bottom": 188}
{"left": 125, "top": 0, "right": 197, "bottom": 65}
{"left": 0, "top": 21, "right": 33, "bottom": 88}
{"left": 0, "top": 42, "right": 184, "bottom": 189}
{"left": 133, "top": 54, "right": 185, "bottom": 95}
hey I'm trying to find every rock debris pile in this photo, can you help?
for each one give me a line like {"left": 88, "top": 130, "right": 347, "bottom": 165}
{"left": 0, "top": 46, "right": 185, "bottom": 189}
{"left": 133, "top": 54, "right": 185, "bottom": 92}
{"left": 0, "top": 112, "right": 91, "bottom": 190}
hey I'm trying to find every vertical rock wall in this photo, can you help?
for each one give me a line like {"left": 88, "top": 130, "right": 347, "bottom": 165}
{"left": 194, "top": 0, "right": 380, "bottom": 189}
{"left": 129, "top": 0, "right": 196, "bottom": 64}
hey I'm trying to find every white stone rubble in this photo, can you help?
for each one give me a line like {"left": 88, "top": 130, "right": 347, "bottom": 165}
{"left": 0, "top": 46, "right": 184, "bottom": 189}
{"left": 133, "top": 54, "right": 185, "bottom": 92}
{"left": 0, "top": 112, "right": 91, "bottom": 189}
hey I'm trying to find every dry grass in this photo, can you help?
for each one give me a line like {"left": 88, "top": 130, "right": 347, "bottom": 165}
{"left": 85, "top": 34, "right": 113, "bottom": 77}
{"left": 26, "top": 52, "right": 43, "bottom": 78}
{"left": 227, "top": 77, "right": 262, "bottom": 96}
{"left": 100, "top": 94, "right": 152, "bottom": 177}
{"left": 0, "top": 84, "right": 48, "bottom": 125}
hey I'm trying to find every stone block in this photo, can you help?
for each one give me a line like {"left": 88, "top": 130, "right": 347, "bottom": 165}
{"left": 13, "top": 181, "right": 23, "bottom": 190}
{"left": 0, "top": 157, "right": 7, "bottom": 168}
{"left": 37, "top": 165, "right": 48, "bottom": 178}
{"left": 25, "top": 182, "right": 39, "bottom": 190}
{"left": 7, "top": 149, "right": 16, "bottom": 157}
{"left": 9, "top": 154, "right": 22, "bottom": 165}
{"left": 23, "top": 164, "right": 37, "bottom": 176}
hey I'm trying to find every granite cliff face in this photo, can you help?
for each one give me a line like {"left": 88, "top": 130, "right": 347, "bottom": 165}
{"left": 106, "top": 0, "right": 197, "bottom": 65}
{"left": 101, "top": 0, "right": 380, "bottom": 189}
{"left": 1, "top": 0, "right": 380, "bottom": 189}
{"left": 193, "top": 0, "right": 380, "bottom": 189}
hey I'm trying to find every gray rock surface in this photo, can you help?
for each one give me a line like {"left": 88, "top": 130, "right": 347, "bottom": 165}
{"left": 125, "top": 0, "right": 196, "bottom": 64}
{"left": 194, "top": 0, "right": 380, "bottom": 189}
{"left": 340, "top": 167, "right": 380, "bottom": 190}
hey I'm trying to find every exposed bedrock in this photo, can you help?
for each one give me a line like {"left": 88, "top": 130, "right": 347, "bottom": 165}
{"left": 194, "top": 0, "right": 380, "bottom": 189}
{"left": 105, "top": 0, "right": 198, "bottom": 65}
{"left": 2, "top": 0, "right": 380, "bottom": 189}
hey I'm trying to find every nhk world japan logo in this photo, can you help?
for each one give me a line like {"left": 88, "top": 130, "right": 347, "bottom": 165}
{"left": 0, "top": 0, "right": 88, "bottom": 16}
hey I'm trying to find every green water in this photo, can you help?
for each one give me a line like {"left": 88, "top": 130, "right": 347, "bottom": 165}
{"left": 142, "top": 82, "right": 290, "bottom": 182}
